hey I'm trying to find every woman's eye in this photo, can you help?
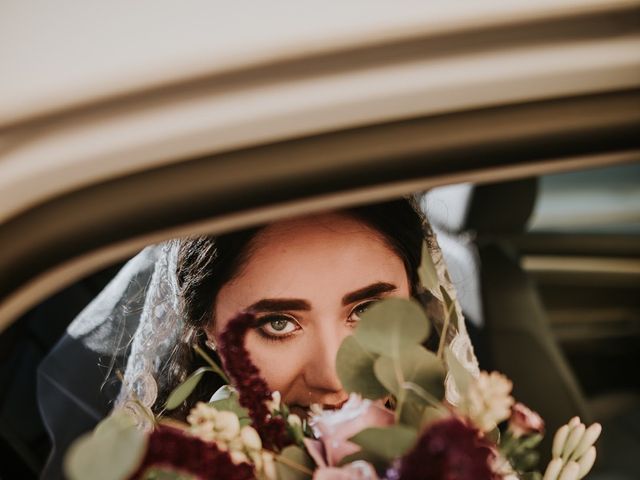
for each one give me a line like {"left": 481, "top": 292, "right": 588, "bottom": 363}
{"left": 349, "top": 300, "right": 377, "bottom": 322}
{"left": 257, "top": 316, "right": 299, "bottom": 337}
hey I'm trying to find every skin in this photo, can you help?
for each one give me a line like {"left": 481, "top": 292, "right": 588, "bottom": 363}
{"left": 209, "top": 212, "right": 410, "bottom": 411}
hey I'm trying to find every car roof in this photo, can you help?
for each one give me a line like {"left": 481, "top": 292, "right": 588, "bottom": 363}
{"left": 0, "top": 0, "right": 639, "bottom": 331}
{"left": 1, "top": 0, "right": 630, "bottom": 127}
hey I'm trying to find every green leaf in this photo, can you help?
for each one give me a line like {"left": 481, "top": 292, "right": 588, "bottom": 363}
{"left": 336, "top": 335, "right": 388, "bottom": 399}
{"left": 373, "top": 345, "right": 445, "bottom": 401}
{"left": 398, "top": 391, "right": 429, "bottom": 426}
{"left": 275, "top": 445, "right": 314, "bottom": 480}
{"left": 140, "top": 468, "right": 196, "bottom": 479}
{"left": 354, "top": 298, "right": 430, "bottom": 357}
{"left": 64, "top": 411, "right": 147, "bottom": 480}
{"left": 486, "top": 427, "right": 500, "bottom": 444}
{"left": 165, "top": 367, "right": 213, "bottom": 410}
{"left": 349, "top": 425, "right": 417, "bottom": 462}
{"left": 420, "top": 406, "right": 445, "bottom": 429}
{"left": 520, "top": 433, "right": 544, "bottom": 450}
{"left": 418, "top": 241, "right": 439, "bottom": 294}
{"left": 520, "top": 473, "right": 542, "bottom": 480}
{"left": 209, "top": 396, "right": 251, "bottom": 425}
{"left": 444, "top": 347, "right": 473, "bottom": 398}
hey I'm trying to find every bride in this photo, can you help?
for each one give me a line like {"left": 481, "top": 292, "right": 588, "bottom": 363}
{"left": 41, "top": 196, "right": 479, "bottom": 476}
{"left": 115, "top": 197, "right": 477, "bottom": 421}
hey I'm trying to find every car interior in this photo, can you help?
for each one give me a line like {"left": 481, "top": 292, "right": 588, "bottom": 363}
{"left": 1, "top": 161, "right": 638, "bottom": 479}
{"left": 1, "top": 3, "right": 639, "bottom": 478}
{"left": 425, "top": 163, "right": 640, "bottom": 477}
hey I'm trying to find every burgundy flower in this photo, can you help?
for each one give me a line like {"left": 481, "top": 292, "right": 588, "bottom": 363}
{"left": 128, "top": 424, "right": 254, "bottom": 480}
{"left": 218, "top": 311, "right": 291, "bottom": 450}
{"left": 398, "top": 416, "right": 501, "bottom": 480}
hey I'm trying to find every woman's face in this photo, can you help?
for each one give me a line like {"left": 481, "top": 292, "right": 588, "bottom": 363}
{"left": 211, "top": 213, "right": 411, "bottom": 411}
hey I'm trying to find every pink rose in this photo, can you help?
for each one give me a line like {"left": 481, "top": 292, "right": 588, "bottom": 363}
{"left": 306, "top": 394, "right": 394, "bottom": 467}
{"left": 508, "top": 403, "right": 544, "bottom": 438}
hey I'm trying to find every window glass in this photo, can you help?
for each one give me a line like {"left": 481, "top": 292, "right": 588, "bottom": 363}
{"left": 528, "top": 163, "right": 640, "bottom": 234}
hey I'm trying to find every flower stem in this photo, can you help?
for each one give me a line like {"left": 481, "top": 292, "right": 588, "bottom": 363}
{"left": 194, "top": 344, "right": 230, "bottom": 384}
{"left": 274, "top": 454, "right": 314, "bottom": 475}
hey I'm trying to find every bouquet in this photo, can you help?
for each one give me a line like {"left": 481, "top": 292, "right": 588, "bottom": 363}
{"left": 65, "top": 246, "right": 601, "bottom": 480}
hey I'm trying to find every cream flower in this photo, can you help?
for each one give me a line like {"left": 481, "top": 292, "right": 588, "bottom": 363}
{"left": 266, "top": 391, "right": 282, "bottom": 412}
{"left": 543, "top": 417, "right": 601, "bottom": 480}
{"left": 459, "top": 371, "right": 514, "bottom": 432}
{"left": 187, "top": 401, "right": 218, "bottom": 426}
{"left": 214, "top": 410, "right": 241, "bottom": 441}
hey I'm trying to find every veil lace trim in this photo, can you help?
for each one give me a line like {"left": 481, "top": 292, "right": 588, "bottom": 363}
{"left": 424, "top": 223, "right": 480, "bottom": 406}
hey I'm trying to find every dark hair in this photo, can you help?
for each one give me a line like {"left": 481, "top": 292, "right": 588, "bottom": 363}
{"left": 155, "top": 197, "right": 440, "bottom": 417}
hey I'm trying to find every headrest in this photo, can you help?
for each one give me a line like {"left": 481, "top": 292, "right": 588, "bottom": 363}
{"left": 424, "top": 178, "right": 538, "bottom": 235}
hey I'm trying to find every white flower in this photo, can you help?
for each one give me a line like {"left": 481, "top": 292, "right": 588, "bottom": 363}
{"left": 214, "top": 410, "right": 241, "bottom": 441}
{"left": 459, "top": 371, "right": 514, "bottom": 432}
{"left": 544, "top": 417, "right": 601, "bottom": 480}
{"left": 266, "top": 391, "right": 281, "bottom": 412}
{"left": 288, "top": 414, "right": 302, "bottom": 428}
{"left": 187, "top": 401, "right": 218, "bottom": 426}
{"left": 230, "top": 450, "right": 249, "bottom": 465}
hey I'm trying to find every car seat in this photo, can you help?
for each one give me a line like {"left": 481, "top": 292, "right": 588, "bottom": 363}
{"left": 423, "top": 179, "right": 591, "bottom": 460}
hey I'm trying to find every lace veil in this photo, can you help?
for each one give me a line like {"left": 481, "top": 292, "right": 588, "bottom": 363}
{"left": 65, "top": 201, "right": 480, "bottom": 416}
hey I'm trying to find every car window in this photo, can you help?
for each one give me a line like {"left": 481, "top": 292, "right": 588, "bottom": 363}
{"left": 529, "top": 163, "right": 640, "bottom": 234}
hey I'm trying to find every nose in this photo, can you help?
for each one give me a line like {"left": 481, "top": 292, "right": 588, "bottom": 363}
{"left": 303, "top": 323, "right": 348, "bottom": 399}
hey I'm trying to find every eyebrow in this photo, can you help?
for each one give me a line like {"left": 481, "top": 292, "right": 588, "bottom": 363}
{"left": 246, "top": 282, "right": 397, "bottom": 313}
{"left": 248, "top": 298, "right": 311, "bottom": 312}
{"left": 342, "top": 282, "right": 397, "bottom": 305}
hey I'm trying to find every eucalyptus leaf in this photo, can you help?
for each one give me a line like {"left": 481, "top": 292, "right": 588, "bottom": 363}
{"left": 354, "top": 298, "right": 429, "bottom": 357}
{"left": 349, "top": 425, "right": 417, "bottom": 462}
{"left": 373, "top": 345, "right": 445, "bottom": 401}
{"left": 444, "top": 347, "right": 472, "bottom": 398}
{"left": 398, "top": 390, "right": 428, "bottom": 426}
{"left": 418, "top": 241, "right": 439, "bottom": 294}
{"left": 336, "top": 335, "right": 387, "bottom": 399}
{"left": 420, "top": 406, "right": 445, "bottom": 429}
{"left": 140, "top": 468, "right": 196, "bottom": 480}
{"left": 520, "top": 473, "right": 542, "bottom": 480}
{"left": 275, "top": 445, "right": 315, "bottom": 480}
{"left": 64, "top": 411, "right": 147, "bottom": 480}
{"left": 165, "top": 366, "right": 213, "bottom": 410}
{"left": 512, "top": 451, "right": 540, "bottom": 472}
{"left": 210, "top": 396, "right": 250, "bottom": 425}
{"left": 486, "top": 427, "right": 500, "bottom": 444}
{"left": 520, "top": 433, "right": 544, "bottom": 450}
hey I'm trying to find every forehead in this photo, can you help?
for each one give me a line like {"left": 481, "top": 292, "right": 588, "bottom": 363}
{"left": 217, "top": 213, "right": 408, "bottom": 302}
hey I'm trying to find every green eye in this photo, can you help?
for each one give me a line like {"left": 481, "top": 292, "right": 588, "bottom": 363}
{"left": 270, "top": 318, "right": 289, "bottom": 331}
{"left": 256, "top": 315, "right": 299, "bottom": 338}
{"left": 351, "top": 300, "right": 377, "bottom": 321}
